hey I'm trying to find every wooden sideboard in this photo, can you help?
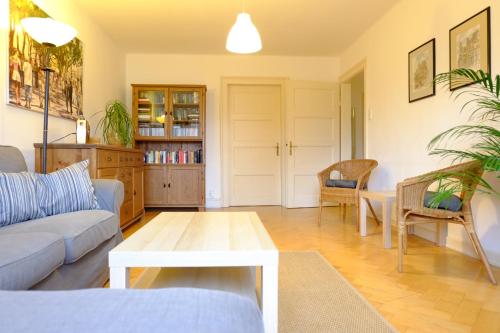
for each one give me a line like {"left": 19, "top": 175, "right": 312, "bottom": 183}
{"left": 34, "top": 144, "right": 144, "bottom": 229}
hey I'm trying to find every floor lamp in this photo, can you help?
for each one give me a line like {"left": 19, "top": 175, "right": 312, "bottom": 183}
{"left": 21, "top": 18, "right": 77, "bottom": 174}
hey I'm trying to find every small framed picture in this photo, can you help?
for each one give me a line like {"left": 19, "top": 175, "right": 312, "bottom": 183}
{"left": 408, "top": 39, "right": 436, "bottom": 103}
{"left": 449, "top": 7, "right": 491, "bottom": 90}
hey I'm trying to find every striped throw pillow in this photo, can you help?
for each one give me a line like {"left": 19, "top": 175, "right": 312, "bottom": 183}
{"left": 0, "top": 172, "right": 45, "bottom": 227}
{"left": 36, "top": 160, "right": 99, "bottom": 216}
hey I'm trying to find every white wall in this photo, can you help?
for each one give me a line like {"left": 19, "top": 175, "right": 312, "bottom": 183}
{"left": 126, "top": 54, "right": 339, "bottom": 207}
{"left": 339, "top": 0, "right": 500, "bottom": 265}
{"left": 0, "top": 0, "right": 125, "bottom": 169}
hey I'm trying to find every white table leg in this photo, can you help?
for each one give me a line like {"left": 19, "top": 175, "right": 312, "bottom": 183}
{"left": 110, "top": 267, "right": 130, "bottom": 289}
{"left": 436, "top": 223, "right": 448, "bottom": 247}
{"left": 262, "top": 264, "right": 278, "bottom": 333}
{"left": 382, "top": 200, "right": 392, "bottom": 248}
{"left": 359, "top": 197, "right": 368, "bottom": 237}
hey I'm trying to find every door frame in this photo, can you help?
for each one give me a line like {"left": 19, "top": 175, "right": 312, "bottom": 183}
{"left": 220, "top": 77, "right": 287, "bottom": 208}
{"left": 339, "top": 59, "right": 368, "bottom": 159}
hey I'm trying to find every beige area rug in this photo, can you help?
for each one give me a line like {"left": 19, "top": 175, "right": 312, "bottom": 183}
{"left": 279, "top": 252, "right": 397, "bottom": 333}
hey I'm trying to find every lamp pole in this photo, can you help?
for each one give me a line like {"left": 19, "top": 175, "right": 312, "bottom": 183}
{"left": 41, "top": 43, "right": 55, "bottom": 174}
{"left": 20, "top": 17, "right": 77, "bottom": 174}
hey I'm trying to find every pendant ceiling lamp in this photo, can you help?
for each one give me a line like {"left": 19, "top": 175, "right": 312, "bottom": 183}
{"left": 226, "top": 1, "right": 262, "bottom": 54}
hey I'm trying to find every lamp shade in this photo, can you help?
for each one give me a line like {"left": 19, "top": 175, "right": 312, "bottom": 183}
{"left": 21, "top": 17, "right": 77, "bottom": 47}
{"left": 226, "top": 13, "right": 262, "bottom": 54}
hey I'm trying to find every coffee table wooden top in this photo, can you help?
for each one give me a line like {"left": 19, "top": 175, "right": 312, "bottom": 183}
{"left": 109, "top": 212, "right": 278, "bottom": 268}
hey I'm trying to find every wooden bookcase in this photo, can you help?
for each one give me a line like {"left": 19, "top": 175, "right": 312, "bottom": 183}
{"left": 132, "top": 84, "right": 206, "bottom": 209}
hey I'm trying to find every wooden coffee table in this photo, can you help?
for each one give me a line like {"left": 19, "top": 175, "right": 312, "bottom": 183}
{"left": 109, "top": 211, "right": 279, "bottom": 333}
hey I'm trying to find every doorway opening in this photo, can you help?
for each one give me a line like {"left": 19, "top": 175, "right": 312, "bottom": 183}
{"left": 340, "top": 67, "right": 366, "bottom": 160}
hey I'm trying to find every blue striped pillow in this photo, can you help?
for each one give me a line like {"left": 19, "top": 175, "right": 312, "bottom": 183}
{"left": 0, "top": 172, "right": 45, "bottom": 227}
{"left": 36, "top": 160, "right": 99, "bottom": 216}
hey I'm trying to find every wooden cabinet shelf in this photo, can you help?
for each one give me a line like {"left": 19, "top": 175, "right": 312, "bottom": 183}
{"left": 132, "top": 84, "right": 206, "bottom": 209}
{"left": 134, "top": 136, "right": 203, "bottom": 142}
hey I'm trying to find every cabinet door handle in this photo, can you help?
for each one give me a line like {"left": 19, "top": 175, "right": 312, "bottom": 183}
{"left": 289, "top": 141, "right": 293, "bottom": 156}
{"left": 163, "top": 183, "right": 166, "bottom": 188}
{"left": 168, "top": 183, "right": 171, "bottom": 188}
{"left": 276, "top": 143, "right": 280, "bottom": 156}
{"left": 134, "top": 190, "right": 137, "bottom": 195}
{"left": 107, "top": 156, "right": 112, "bottom": 162}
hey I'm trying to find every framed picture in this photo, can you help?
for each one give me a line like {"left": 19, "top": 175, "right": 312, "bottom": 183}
{"left": 408, "top": 38, "right": 435, "bottom": 103}
{"left": 449, "top": 7, "right": 491, "bottom": 90}
{"left": 8, "top": 0, "right": 83, "bottom": 120}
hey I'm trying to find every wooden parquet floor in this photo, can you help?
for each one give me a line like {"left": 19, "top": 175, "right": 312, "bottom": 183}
{"left": 123, "top": 206, "right": 500, "bottom": 333}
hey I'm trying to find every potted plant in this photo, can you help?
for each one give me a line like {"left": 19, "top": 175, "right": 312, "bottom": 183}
{"left": 427, "top": 69, "right": 499, "bottom": 204}
{"left": 96, "top": 100, "right": 133, "bottom": 147}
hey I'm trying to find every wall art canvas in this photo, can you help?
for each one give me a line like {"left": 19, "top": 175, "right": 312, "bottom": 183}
{"left": 449, "top": 7, "right": 490, "bottom": 90}
{"left": 8, "top": 0, "right": 83, "bottom": 120}
{"left": 408, "top": 39, "right": 435, "bottom": 103}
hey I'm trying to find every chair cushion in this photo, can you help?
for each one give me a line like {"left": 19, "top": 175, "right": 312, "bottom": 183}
{"left": 36, "top": 160, "right": 99, "bottom": 217}
{"left": 0, "top": 210, "right": 119, "bottom": 264}
{"left": 325, "top": 179, "right": 358, "bottom": 189}
{"left": 0, "top": 172, "right": 45, "bottom": 227}
{"left": 0, "top": 232, "right": 65, "bottom": 290}
{"left": 424, "top": 191, "right": 462, "bottom": 212}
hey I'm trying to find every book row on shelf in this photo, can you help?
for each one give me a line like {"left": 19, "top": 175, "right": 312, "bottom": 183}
{"left": 172, "top": 125, "right": 199, "bottom": 137}
{"left": 144, "top": 149, "right": 203, "bottom": 165}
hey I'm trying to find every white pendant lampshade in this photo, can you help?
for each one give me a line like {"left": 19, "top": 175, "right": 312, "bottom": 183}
{"left": 21, "top": 17, "right": 77, "bottom": 47}
{"left": 226, "top": 13, "right": 262, "bottom": 54}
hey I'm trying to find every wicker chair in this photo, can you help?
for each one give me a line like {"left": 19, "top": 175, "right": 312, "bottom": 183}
{"left": 396, "top": 161, "right": 497, "bottom": 285}
{"left": 317, "top": 159, "right": 379, "bottom": 227}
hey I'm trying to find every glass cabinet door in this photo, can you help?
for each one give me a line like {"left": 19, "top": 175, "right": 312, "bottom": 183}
{"left": 170, "top": 89, "right": 202, "bottom": 138}
{"left": 136, "top": 89, "right": 166, "bottom": 138}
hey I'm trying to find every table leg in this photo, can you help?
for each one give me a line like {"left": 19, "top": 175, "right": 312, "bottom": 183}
{"left": 436, "top": 223, "right": 448, "bottom": 247}
{"left": 262, "top": 264, "right": 278, "bottom": 333}
{"left": 110, "top": 267, "right": 130, "bottom": 289}
{"left": 382, "top": 200, "right": 392, "bottom": 248}
{"left": 359, "top": 196, "right": 367, "bottom": 237}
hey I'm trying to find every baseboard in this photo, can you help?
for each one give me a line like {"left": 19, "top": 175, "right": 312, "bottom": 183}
{"left": 412, "top": 225, "right": 500, "bottom": 268}
{"left": 446, "top": 234, "right": 500, "bottom": 267}
{"left": 205, "top": 199, "right": 222, "bottom": 208}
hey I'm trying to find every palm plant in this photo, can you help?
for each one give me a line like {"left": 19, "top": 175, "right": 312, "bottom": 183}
{"left": 96, "top": 100, "right": 133, "bottom": 147}
{"left": 426, "top": 68, "right": 500, "bottom": 205}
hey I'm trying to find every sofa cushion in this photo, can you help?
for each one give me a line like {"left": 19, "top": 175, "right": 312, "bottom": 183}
{"left": 0, "top": 288, "right": 264, "bottom": 333}
{"left": 0, "top": 146, "right": 28, "bottom": 173}
{"left": 36, "top": 160, "right": 99, "bottom": 217}
{"left": 0, "top": 171, "right": 45, "bottom": 227}
{"left": 325, "top": 179, "right": 358, "bottom": 189}
{"left": 424, "top": 191, "right": 462, "bottom": 212}
{"left": 0, "top": 210, "right": 118, "bottom": 264}
{"left": 0, "top": 232, "right": 65, "bottom": 290}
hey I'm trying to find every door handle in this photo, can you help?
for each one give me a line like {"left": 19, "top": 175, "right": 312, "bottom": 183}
{"left": 289, "top": 141, "right": 293, "bottom": 156}
{"left": 276, "top": 143, "right": 280, "bottom": 156}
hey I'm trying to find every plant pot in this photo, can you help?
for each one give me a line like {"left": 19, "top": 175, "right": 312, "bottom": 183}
{"left": 106, "top": 132, "right": 122, "bottom": 146}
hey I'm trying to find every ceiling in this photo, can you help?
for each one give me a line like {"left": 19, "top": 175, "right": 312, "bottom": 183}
{"left": 71, "top": 0, "right": 399, "bottom": 56}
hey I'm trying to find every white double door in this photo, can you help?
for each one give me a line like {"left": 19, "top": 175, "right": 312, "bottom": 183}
{"left": 227, "top": 80, "right": 339, "bottom": 207}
